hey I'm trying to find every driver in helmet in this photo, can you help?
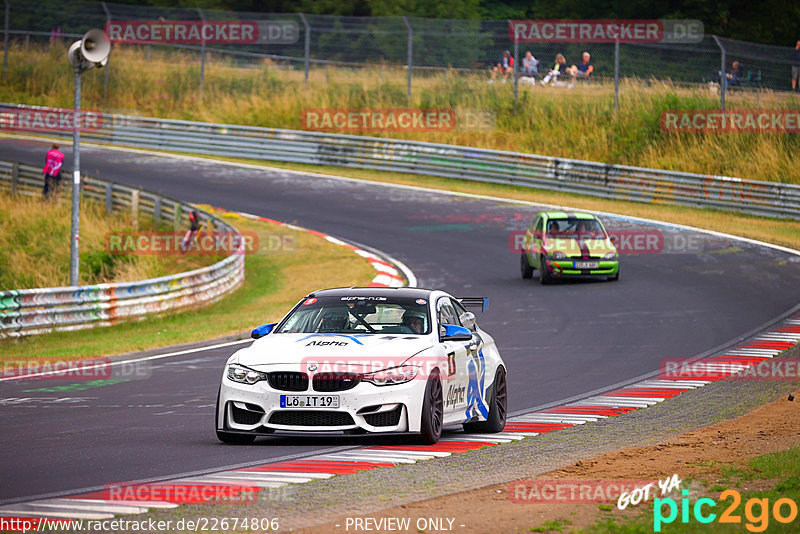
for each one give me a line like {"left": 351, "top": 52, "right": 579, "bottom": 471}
{"left": 319, "top": 307, "right": 350, "bottom": 332}
{"left": 401, "top": 309, "right": 426, "bottom": 334}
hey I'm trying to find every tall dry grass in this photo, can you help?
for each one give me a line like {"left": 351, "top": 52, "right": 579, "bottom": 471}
{"left": 0, "top": 192, "right": 217, "bottom": 289}
{"left": 2, "top": 42, "right": 799, "bottom": 183}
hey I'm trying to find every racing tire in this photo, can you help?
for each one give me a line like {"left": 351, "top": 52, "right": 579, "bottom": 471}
{"left": 539, "top": 255, "right": 552, "bottom": 285}
{"left": 215, "top": 388, "right": 257, "bottom": 445}
{"left": 463, "top": 366, "right": 507, "bottom": 433}
{"left": 419, "top": 370, "right": 443, "bottom": 444}
{"left": 520, "top": 254, "right": 534, "bottom": 279}
{"left": 608, "top": 267, "right": 619, "bottom": 282}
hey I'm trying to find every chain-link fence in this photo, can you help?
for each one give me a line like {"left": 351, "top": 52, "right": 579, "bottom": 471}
{"left": 3, "top": 0, "right": 799, "bottom": 108}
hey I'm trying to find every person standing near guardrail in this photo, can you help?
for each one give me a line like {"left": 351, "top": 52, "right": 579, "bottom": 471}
{"left": 791, "top": 41, "right": 800, "bottom": 91}
{"left": 41, "top": 144, "right": 65, "bottom": 201}
{"left": 180, "top": 210, "right": 202, "bottom": 252}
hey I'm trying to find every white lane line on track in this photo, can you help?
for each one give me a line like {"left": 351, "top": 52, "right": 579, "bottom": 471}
{"left": 0, "top": 338, "right": 253, "bottom": 383}
{"left": 21, "top": 500, "right": 150, "bottom": 514}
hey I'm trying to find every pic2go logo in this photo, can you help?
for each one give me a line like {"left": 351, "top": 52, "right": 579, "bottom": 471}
{"left": 654, "top": 489, "right": 799, "bottom": 532}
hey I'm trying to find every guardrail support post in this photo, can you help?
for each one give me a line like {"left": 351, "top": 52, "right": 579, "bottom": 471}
{"left": 154, "top": 196, "right": 161, "bottom": 225}
{"left": 3, "top": 0, "right": 10, "bottom": 80}
{"left": 299, "top": 14, "right": 310, "bottom": 89}
{"left": 104, "top": 183, "right": 112, "bottom": 214}
{"left": 402, "top": 17, "right": 413, "bottom": 104}
{"left": 9, "top": 161, "right": 18, "bottom": 195}
{"left": 174, "top": 203, "right": 182, "bottom": 231}
{"left": 131, "top": 189, "right": 139, "bottom": 228}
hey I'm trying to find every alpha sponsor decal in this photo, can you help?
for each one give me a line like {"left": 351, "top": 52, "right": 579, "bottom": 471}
{"left": 445, "top": 383, "right": 466, "bottom": 408}
{"left": 340, "top": 296, "right": 388, "bottom": 301}
{"left": 305, "top": 340, "right": 348, "bottom": 347}
{"left": 465, "top": 348, "right": 489, "bottom": 419}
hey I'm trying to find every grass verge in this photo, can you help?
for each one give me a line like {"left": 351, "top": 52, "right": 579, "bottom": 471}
{"left": 584, "top": 446, "right": 800, "bottom": 533}
{"left": 2, "top": 43, "right": 799, "bottom": 183}
{"left": 0, "top": 208, "right": 376, "bottom": 361}
{"left": 0, "top": 192, "right": 218, "bottom": 288}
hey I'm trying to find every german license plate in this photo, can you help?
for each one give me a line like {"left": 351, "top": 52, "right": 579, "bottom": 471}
{"left": 574, "top": 261, "right": 599, "bottom": 269}
{"left": 280, "top": 395, "right": 339, "bottom": 408}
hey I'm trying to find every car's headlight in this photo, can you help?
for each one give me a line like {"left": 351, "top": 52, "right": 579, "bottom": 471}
{"left": 227, "top": 364, "right": 267, "bottom": 385}
{"left": 551, "top": 251, "right": 568, "bottom": 259}
{"left": 603, "top": 252, "right": 618, "bottom": 260}
{"left": 362, "top": 365, "right": 419, "bottom": 386}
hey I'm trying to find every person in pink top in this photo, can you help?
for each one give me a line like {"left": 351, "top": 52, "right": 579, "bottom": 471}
{"left": 42, "top": 144, "right": 65, "bottom": 200}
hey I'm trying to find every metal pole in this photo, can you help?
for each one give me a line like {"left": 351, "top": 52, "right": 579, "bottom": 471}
{"left": 513, "top": 34, "right": 519, "bottom": 105}
{"left": 101, "top": 2, "right": 111, "bottom": 99}
{"left": 712, "top": 35, "right": 726, "bottom": 111}
{"left": 3, "top": 0, "right": 9, "bottom": 80}
{"left": 69, "top": 67, "right": 82, "bottom": 286}
{"left": 197, "top": 8, "right": 205, "bottom": 93}
{"left": 299, "top": 14, "right": 309, "bottom": 88}
{"left": 614, "top": 38, "right": 620, "bottom": 113}
{"left": 402, "top": 16, "right": 412, "bottom": 103}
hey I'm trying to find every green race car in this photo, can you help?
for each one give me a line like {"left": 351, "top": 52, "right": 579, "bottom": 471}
{"left": 520, "top": 212, "right": 619, "bottom": 284}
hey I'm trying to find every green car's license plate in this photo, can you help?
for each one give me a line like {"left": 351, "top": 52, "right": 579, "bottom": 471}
{"left": 574, "top": 261, "right": 599, "bottom": 269}
{"left": 280, "top": 395, "right": 340, "bottom": 408}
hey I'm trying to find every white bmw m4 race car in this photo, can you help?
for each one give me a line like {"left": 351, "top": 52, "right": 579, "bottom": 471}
{"left": 216, "top": 287, "right": 507, "bottom": 444}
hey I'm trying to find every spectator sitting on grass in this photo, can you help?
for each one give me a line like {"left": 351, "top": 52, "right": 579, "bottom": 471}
{"left": 727, "top": 61, "right": 744, "bottom": 86}
{"left": 489, "top": 50, "right": 514, "bottom": 83}
{"left": 567, "top": 52, "right": 594, "bottom": 81}
{"left": 540, "top": 54, "right": 566, "bottom": 85}
{"left": 521, "top": 51, "right": 539, "bottom": 76}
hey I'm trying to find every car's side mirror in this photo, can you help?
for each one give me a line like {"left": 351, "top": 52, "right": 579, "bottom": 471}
{"left": 459, "top": 312, "right": 477, "bottom": 331}
{"left": 440, "top": 324, "right": 473, "bottom": 341}
{"left": 251, "top": 323, "right": 277, "bottom": 339}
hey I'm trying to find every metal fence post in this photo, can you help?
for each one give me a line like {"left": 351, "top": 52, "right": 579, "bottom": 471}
{"left": 3, "top": 0, "right": 9, "bottom": 80}
{"left": 105, "top": 183, "right": 112, "bottom": 214}
{"left": 712, "top": 35, "right": 726, "bottom": 111}
{"left": 402, "top": 16, "right": 412, "bottom": 103}
{"left": 197, "top": 8, "right": 205, "bottom": 93}
{"left": 513, "top": 34, "right": 519, "bottom": 105}
{"left": 10, "top": 161, "right": 18, "bottom": 195}
{"left": 299, "top": 14, "right": 310, "bottom": 88}
{"left": 69, "top": 67, "right": 82, "bottom": 287}
{"left": 614, "top": 38, "right": 620, "bottom": 113}
{"left": 101, "top": 2, "right": 111, "bottom": 100}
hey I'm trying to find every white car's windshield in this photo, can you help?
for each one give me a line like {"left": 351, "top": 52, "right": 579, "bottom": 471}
{"left": 546, "top": 217, "right": 607, "bottom": 239}
{"left": 276, "top": 295, "right": 431, "bottom": 335}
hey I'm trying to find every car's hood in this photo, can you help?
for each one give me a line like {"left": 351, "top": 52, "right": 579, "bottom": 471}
{"left": 544, "top": 237, "right": 615, "bottom": 258}
{"left": 234, "top": 333, "right": 435, "bottom": 372}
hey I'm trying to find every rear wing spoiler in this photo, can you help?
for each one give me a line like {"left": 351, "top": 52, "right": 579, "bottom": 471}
{"left": 457, "top": 297, "right": 489, "bottom": 313}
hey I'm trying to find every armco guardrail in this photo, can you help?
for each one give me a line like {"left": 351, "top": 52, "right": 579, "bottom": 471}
{"left": 0, "top": 160, "right": 245, "bottom": 337}
{"left": 2, "top": 103, "right": 799, "bottom": 219}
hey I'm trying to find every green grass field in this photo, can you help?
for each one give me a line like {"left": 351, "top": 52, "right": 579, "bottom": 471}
{"left": 1, "top": 42, "right": 799, "bottom": 184}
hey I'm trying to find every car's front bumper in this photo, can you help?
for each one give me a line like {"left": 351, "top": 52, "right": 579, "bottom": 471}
{"left": 546, "top": 259, "right": 619, "bottom": 278}
{"left": 217, "top": 373, "right": 428, "bottom": 435}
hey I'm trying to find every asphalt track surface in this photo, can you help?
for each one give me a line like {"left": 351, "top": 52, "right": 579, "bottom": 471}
{"left": 2, "top": 138, "right": 800, "bottom": 503}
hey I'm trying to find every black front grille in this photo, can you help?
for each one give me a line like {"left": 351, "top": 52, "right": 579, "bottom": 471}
{"left": 268, "top": 372, "right": 309, "bottom": 391}
{"left": 363, "top": 406, "right": 403, "bottom": 427}
{"left": 230, "top": 403, "right": 265, "bottom": 425}
{"left": 312, "top": 372, "right": 360, "bottom": 392}
{"left": 268, "top": 410, "right": 355, "bottom": 427}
